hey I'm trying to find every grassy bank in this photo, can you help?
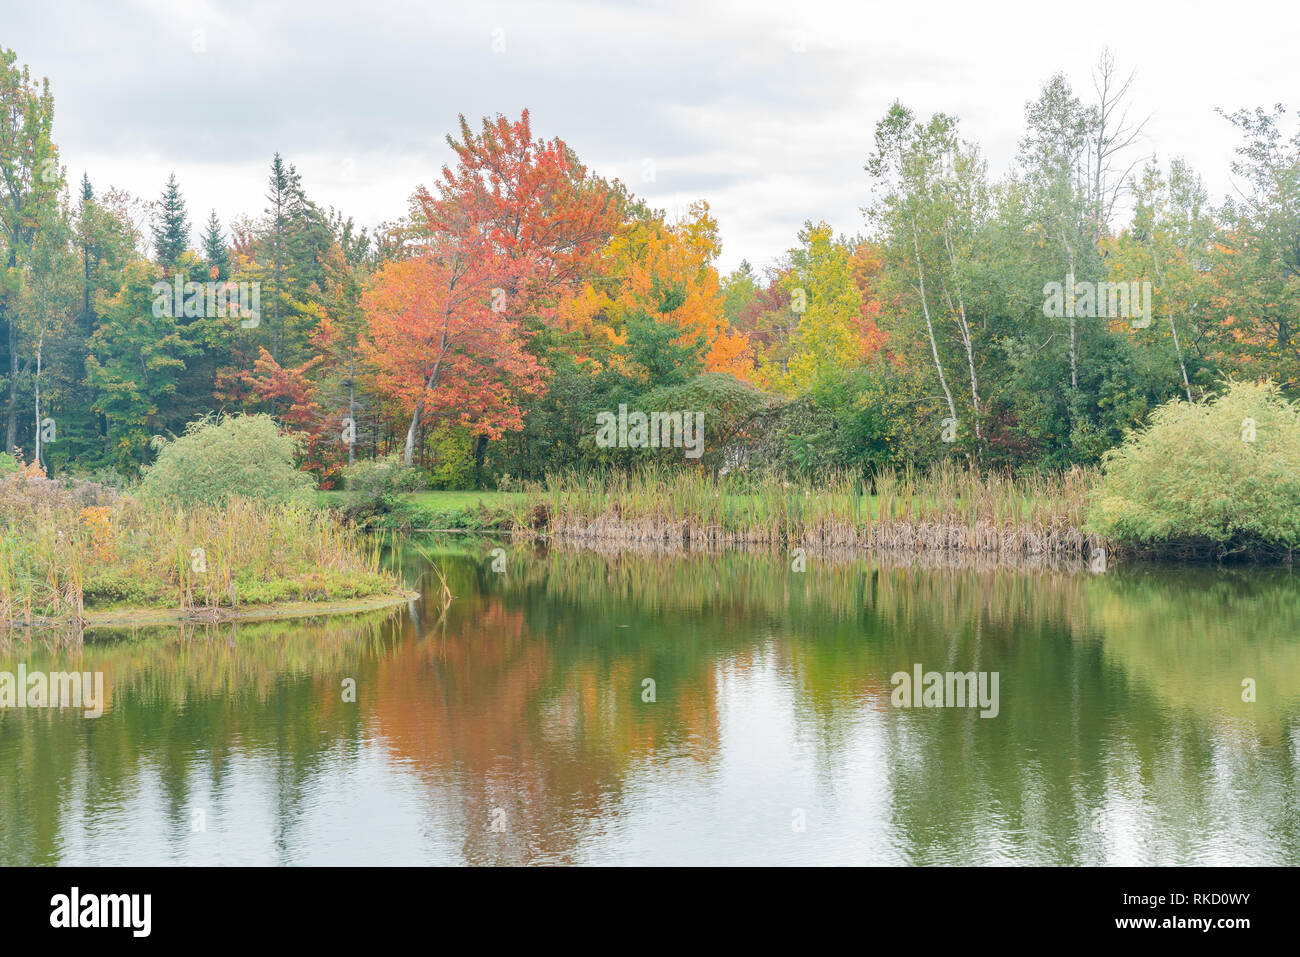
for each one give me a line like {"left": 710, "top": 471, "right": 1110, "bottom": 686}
{"left": 513, "top": 465, "right": 1102, "bottom": 558}
{"left": 318, "top": 488, "right": 525, "bottom": 531}
{"left": 316, "top": 466, "right": 1101, "bottom": 559}
{"left": 1, "top": 468, "right": 407, "bottom": 632}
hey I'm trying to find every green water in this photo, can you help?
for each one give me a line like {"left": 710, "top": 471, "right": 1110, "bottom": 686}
{"left": 2, "top": 540, "right": 1298, "bottom": 865}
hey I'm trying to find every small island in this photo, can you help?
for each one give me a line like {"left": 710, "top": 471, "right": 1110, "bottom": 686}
{"left": 0, "top": 414, "right": 413, "bottom": 634}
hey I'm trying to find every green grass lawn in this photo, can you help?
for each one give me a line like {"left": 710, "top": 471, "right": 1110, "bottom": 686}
{"left": 316, "top": 489, "right": 520, "bottom": 507}
{"left": 316, "top": 487, "right": 1047, "bottom": 522}
{"left": 403, "top": 490, "right": 523, "bottom": 509}
{"left": 316, "top": 488, "right": 524, "bottom": 529}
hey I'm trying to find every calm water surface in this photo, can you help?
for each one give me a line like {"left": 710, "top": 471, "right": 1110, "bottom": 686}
{"left": 2, "top": 540, "right": 1298, "bottom": 865}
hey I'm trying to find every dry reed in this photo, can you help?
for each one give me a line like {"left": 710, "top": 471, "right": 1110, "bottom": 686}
{"left": 516, "top": 463, "right": 1103, "bottom": 559}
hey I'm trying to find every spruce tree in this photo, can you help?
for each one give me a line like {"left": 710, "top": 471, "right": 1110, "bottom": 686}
{"left": 152, "top": 172, "right": 190, "bottom": 268}
{"left": 78, "top": 173, "right": 95, "bottom": 327}
{"left": 201, "top": 209, "right": 230, "bottom": 280}
{"left": 261, "top": 154, "right": 330, "bottom": 363}
{"left": 264, "top": 154, "right": 295, "bottom": 360}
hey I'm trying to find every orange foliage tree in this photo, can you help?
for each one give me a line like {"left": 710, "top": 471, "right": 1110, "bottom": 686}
{"left": 366, "top": 111, "right": 622, "bottom": 465}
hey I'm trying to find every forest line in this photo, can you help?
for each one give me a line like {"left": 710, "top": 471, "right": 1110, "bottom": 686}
{"left": 1, "top": 47, "right": 1297, "bottom": 491}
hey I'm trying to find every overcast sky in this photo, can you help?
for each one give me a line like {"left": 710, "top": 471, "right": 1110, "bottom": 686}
{"left": 4, "top": 0, "right": 1294, "bottom": 272}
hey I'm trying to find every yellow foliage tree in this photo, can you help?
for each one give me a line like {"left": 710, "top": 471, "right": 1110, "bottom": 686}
{"left": 555, "top": 201, "right": 752, "bottom": 380}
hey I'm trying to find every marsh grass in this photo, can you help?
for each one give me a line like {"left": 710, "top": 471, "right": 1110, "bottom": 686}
{"left": 522, "top": 463, "right": 1101, "bottom": 558}
{"left": 0, "top": 468, "right": 396, "bottom": 632}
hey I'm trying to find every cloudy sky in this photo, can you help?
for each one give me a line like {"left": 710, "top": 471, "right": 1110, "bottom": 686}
{"left": 4, "top": 0, "right": 1293, "bottom": 271}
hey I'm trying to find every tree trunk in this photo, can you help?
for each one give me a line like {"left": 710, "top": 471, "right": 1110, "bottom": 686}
{"left": 1069, "top": 313, "right": 1078, "bottom": 389}
{"left": 404, "top": 328, "right": 450, "bottom": 466}
{"left": 944, "top": 226, "right": 982, "bottom": 453}
{"left": 403, "top": 401, "right": 423, "bottom": 467}
{"left": 33, "top": 334, "right": 43, "bottom": 472}
{"left": 347, "top": 347, "right": 356, "bottom": 467}
{"left": 6, "top": 315, "right": 18, "bottom": 457}
{"left": 1152, "top": 254, "right": 1193, "bottom": 403}
{"left": 912, "top": 216, "right": 958, "bottom": 430}
{"left": 1062, "top": 240, "right": 1079, "bottom": 401}
{"left": 474, "top": 434, "right": 488, "bottom": 485}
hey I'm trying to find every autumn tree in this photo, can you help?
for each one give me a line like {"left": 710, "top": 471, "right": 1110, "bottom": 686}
{"left": 771, "top": 222, "right": 887, "bottom": 395}
{"left": 371, "top": 111, "right": 622, "bottom": 468}
{"left": 239, "top": 347, "right": 343, "bottom": 482}
{"left": 437, "top": 109, "right": 621, "bottom": 315}
{"left": 560, "top": 202, "right": 751, "bottom": 381}
{"left": 363, "top": 225, "right": 544, "bottom": 467}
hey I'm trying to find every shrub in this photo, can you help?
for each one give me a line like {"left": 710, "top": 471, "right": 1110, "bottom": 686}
{"left": 139, "top": 413, "right": 314, "bottom": 507}
{"left": 81, "top": 572, "right": 169, "bottom": 607}
{"left": 340, "top": 455, "right": 426, "bottom": 518}
{"left": 0, "top": 464, "right": 117, "bottom": 521}
{"left": 396, "top": 465, "right": 431, "bottom": 493}
{"left": 0, "top": 452, "right": 17, "bottom": 478}
{"left": 639, "top": 372, "right": 775, "bottom": 470}
{"left": 1086, "top": 380, "right": 1300, "bottom": 557}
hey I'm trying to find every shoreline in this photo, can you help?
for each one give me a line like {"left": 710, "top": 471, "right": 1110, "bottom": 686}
{"left": 530, "top": 515, "right": 1102, "bottom": 558}
{"left": 7, "top": 589, "right": 420, "bottom": 634}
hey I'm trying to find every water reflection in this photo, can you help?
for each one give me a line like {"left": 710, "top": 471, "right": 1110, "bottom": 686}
{"left": 1, "top": 540, "right": 1297, "bottom": 865}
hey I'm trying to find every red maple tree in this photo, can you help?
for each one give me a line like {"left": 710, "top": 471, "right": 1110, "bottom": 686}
{"left": 366, "top": 111, "right": 621, "bottom": 465}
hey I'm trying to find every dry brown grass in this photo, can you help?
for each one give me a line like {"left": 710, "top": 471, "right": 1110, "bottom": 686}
{"left": 518, "top": 464, "right": 1103, "bottom": 559}
{"left": 0, "top": 464, "right": 397, "bottom": 633}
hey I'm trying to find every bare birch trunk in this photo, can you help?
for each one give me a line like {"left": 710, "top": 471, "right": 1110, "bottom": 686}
{"left": 912, "top": 216, "right": 958, "bottom": 430}
{"left": 943, "top": 226, "right": 982, "bottom": 451}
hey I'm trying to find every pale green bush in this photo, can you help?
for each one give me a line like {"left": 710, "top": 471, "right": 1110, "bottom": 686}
{"left": 1086, "top": 380, "right": 1300, "bottom": 556}
{"left": 340, "top": 454, "right": 428, "bottom": 517}
{"left": 139, "top": 413, "right": 314, "bottom": 507}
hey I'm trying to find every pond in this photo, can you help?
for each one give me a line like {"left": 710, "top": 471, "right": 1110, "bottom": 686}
{"left": 2, "top": 539, "right": 1297, "bottom": 865}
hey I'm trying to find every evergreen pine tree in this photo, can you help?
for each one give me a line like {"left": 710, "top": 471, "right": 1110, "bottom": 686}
{"left": 78, "top": 173, "right": 95, "bottom": 327}
{"left": 201, "top": 209, "right": 230, "bottom": 280}
{"left": 152, "top": 172, "right": 190, "bottom": 268}
{"left": 264, "top": 154, "right": 295, "bottom": 360}
{"left": 260, "top": 153, "right": 331, "bottom": 363}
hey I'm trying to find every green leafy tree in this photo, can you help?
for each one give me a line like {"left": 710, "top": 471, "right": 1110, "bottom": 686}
{"left": 868, "top": 103, "right": 988, "bottom": 459}
{"left": 0, "top": 46, "right": 62, "bottom": 457}
{"left": 258, "top": 154, "right": 332, "bottom": 364}
{"left": 85, "top": 259, "right": 192, "bottom": 468}
{"left": 1211, "top": 106, "right": 1300, "bottom": 389}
